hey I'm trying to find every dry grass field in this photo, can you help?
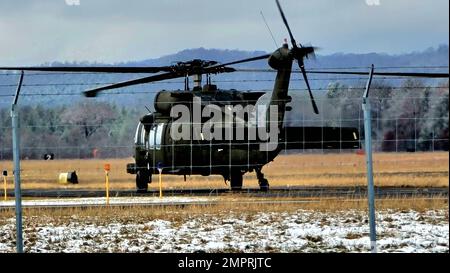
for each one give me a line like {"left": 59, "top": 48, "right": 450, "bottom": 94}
{"left": 0, "top": 197, "right": 447, "bottom": 220}
{"left": 0, "top": 152, "right": 448, "bottom": 191}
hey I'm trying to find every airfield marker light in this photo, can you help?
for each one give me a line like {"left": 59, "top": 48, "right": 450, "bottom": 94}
{"left": 104, "top": 164, "right": 111, "bottom": 205}
{"left": 2, "top": 170, "right": 7, "bottom": 201}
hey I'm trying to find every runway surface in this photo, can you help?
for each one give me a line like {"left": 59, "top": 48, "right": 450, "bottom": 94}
{"left": 5, "top": 186, "right": 448, "bottom": 198}
{"left": 1, "top": 186, "right": 446, "bottom": 210}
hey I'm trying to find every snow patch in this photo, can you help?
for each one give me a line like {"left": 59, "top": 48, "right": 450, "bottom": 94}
{"left": 0, "top": 209, "right": 447, "bottom": 253}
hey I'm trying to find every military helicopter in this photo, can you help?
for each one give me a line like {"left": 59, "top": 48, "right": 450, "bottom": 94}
{"left": 1, "top": 0, "right": 447, "bottom": 192}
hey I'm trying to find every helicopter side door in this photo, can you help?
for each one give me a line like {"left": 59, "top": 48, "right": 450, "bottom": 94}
{"left": 192, "top": 125, "right": 212, "bottom": 175}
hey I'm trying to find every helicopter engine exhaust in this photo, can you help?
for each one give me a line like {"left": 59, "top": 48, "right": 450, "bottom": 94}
{"left": 154, "top": 91, "right": 193, "bottom": 115}
{"left": 268, "top": 44, "right": 292, "bottom": 70}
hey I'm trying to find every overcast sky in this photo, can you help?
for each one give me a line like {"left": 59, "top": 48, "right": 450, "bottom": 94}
{"left": 0, "top": 0, "right": 448, "bottom": 65}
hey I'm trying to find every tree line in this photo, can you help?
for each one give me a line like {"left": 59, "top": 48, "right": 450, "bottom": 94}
{"left": 325, "top": 79, "right": 448, "bottom": 152}
{"left": 0, "top": 79, "right": 448, "bottom": 159}
{"left": 0, "top": 101, "right": 142, "bottom": 159}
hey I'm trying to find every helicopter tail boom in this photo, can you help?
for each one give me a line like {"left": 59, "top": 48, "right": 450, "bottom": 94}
{"left": 267, "top": 46, "right": 294, "bottom": 131}
{"left": 280, "top": 126, "right": 361, "bottom": 150}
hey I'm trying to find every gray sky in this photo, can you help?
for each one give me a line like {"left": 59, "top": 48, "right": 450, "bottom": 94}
{"left": 0, "top": 0, "right": 448, "bottom": 65}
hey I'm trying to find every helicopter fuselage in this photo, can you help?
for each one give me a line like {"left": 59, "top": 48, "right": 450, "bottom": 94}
{"left": 126, "top": 46, "right": 360, "bottom": 191}
{"left": 129, "top": 88, "right": 282, "bottom": 179}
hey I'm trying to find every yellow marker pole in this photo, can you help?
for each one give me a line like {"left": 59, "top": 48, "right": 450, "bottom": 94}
{"left": 104, "top": 164, "right": 111, "bottom": 205}
{"left": 105, "top": 171, "right": 110, "bottom": 205}
{"left": 158, "top": 168, "right": 163, "bottom": 198}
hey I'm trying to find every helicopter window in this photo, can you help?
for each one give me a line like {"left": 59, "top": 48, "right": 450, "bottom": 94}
{"left": 142, "top": 126, "right": 146, "bottom": 146}
{"left": 148, "top": 123, "right": 164, "bottom": 150}
{"left": 155, "top": 123, "right": 164, "bottom": 150}
{"left": 134, "top": 122, "right": 145, "bottom": 146}
{"left": 149, "top": 126, "right": 155, "bottom": 150}
{"left": 134, "top": 123, "right": 140, "bottom": 144}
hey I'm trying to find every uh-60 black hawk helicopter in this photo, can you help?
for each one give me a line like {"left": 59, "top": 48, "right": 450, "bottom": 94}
{"left": 2, "top": 0, "right": 448, "bottom": 192}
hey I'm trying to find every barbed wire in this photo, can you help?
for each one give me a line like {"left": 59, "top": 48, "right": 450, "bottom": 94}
{"left": 0, "top": 86, "right": 447, "bottom": 98}
{"left": 0, "top": 115, "right": 447, "bottom": 130}
{"left": 0, "top": 136, "right": 445, "bottom": 150}
{"left": 0, "top": 76, "right": 446, "bottom": 89}
{"left": 0, "top": 65, "right": 448, "bottom": 76}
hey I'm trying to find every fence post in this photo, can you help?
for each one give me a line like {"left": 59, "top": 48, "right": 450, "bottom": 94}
{"left": 11, "top": 71, "right": 24, "bottom": 253}
{"left": 362, "top": 64, "right": 377, "bottom": 253}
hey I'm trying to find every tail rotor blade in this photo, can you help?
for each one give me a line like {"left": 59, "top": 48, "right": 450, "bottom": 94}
{"left": 275, "top": 0, "right": 297, "bottom": 46}
{"left": 275, "top": 0, "right": 319, "bottom": 115}
{"left": 302, "top": 44, "right": 317, "bottom": 60}
{"left": 299, "top": 62, "right": 319, "bottom": 114}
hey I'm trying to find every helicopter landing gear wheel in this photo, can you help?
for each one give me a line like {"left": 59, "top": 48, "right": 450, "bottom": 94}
{"left": 230, "top": 171, "right": 243, "bottom": 191}
{"left": 136, "top": 169, "right": 150, "bottom": 193}
{"left": 259, "top": 178, "right": 269, "bottom": 192}
{"left": 256, "top": 168, "right": 269, "bottom": 192}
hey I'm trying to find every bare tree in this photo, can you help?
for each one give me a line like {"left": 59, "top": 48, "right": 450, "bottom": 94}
{"left": 61, "top": 101, "right": 117, "bottom": 139}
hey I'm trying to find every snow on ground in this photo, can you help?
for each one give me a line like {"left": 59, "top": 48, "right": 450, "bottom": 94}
{"left": 0, "top": 209, "right": 448, "bottom": 253}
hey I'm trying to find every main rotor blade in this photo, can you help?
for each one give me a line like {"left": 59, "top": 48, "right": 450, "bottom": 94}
{"left": 298, "top": 62, "right": 319, "bottom": 114}
{"left": 83, "top": 72, "right": 181, "bottom": 97}
{"left": 83, "top": 54, "right": 272, "bottom": 96}
{"left": 210, "top": 54, "right": 271, "bottom": 68}
{"left": 0, "top": 66, "right": 172, "bottom": 73}
{"left": 234, "top": 68, "right": 450, "bottom": 79}
{"left": 306, "top": 70, "right": 450, "bottom": 78}
{"left": 275, "top": 0, "right": 297, "bottom": 46}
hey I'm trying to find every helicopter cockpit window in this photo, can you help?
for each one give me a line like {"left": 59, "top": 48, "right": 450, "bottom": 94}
{"left": 134, "top": 122, "right": 145, "bottom": 146}
{"left": 148, "top": 123, "right": 164, "bottom": 150}
{"left": 155, "top": 123, "right": 164, "bottom": 149}
{"left": 149, "top": 126, "right": 155, "bottom": 150}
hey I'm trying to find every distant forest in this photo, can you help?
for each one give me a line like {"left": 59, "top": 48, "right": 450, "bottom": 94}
{"left": 0, "top": 102, "right": 140, "bottom": 159}
{"left": 0, "top": 79, "right": 447, "bottom": 160}
{"left": 324, "top": 79, "right": 449, "bottom": 152}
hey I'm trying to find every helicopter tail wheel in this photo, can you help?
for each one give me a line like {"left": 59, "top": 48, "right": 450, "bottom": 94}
{"left": 136, "top": 169, "right": 150, "bottom": 193}
{"left": 230, "top": 171, "right": 243, "bottom": 191}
